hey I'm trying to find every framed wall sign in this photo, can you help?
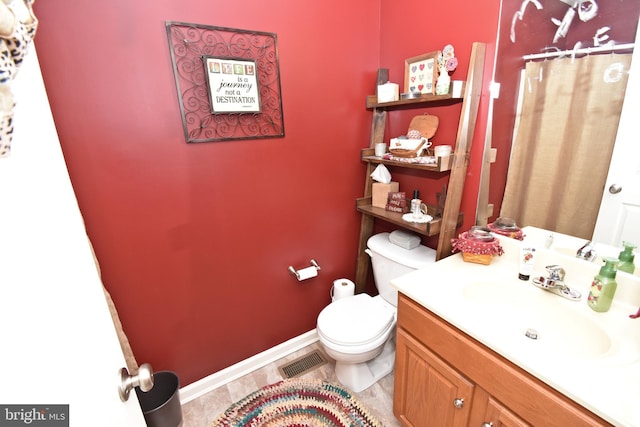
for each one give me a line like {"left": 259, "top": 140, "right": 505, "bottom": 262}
{"left": 204, "top": 57, "right": 261, "bottom": 113}
{"left": 404, "top": 51, "right": 439, "bottom": 95}
{"left": 166, "top": 22, "right": 284, "bottom": 143}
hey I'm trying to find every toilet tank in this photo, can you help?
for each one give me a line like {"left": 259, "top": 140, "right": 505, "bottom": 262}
{"left": 366, "top": 232, "right": 436, "bottom": 307}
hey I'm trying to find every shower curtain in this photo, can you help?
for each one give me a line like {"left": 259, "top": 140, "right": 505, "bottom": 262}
{"left": 501, "top": 53, "right": 632, "bottom": 239}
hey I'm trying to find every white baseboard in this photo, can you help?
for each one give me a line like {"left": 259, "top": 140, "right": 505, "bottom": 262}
{"left": 179, "top": 329, "right": 319, "bottom": 404}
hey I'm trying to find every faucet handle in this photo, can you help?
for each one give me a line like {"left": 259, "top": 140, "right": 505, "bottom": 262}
{"left": 577, "top": 241, "right": 597, "bottom": 261}
{"left": 577, "top": 240, "right": 592, "bottom": 256}
{"left": 545, "top": 265, "right": 565, "bottom": 281}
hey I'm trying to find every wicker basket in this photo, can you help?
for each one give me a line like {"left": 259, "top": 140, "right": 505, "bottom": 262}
{"left": 462, "top": 251, "right": 493, "bottom": 265}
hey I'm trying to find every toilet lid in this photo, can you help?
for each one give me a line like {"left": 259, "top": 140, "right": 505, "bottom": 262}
{"left": 317, "top": 294, "right": 394, "bottom": 346}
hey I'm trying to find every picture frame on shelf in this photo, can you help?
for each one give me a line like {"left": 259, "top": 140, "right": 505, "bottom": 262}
{"left": 404, "top": 51, "right": 440, "bottom": 95}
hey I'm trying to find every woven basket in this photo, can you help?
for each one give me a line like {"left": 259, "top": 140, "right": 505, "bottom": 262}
{"left": 390, "top": 114, "right": 439, "bottom": 158}
{"left": 462, "top": 252, "right": 493, "bottom": 265}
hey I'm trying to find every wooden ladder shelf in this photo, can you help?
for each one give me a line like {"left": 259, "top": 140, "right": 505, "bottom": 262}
{"left": 354, "top": 42, "right": 486, "bottom": 293}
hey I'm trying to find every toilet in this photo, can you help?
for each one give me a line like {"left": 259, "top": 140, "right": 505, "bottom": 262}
{"left": 316, "top": 232, "right": 436, "bottom": 392}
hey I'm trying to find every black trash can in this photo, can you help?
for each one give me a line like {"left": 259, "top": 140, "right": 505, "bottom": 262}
{"left": 136, "top": 371, "right": 182, "bottom": 427}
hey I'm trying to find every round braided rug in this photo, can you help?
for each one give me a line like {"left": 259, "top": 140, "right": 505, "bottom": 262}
{"left": 210, "top": 378, "right": 383, "bottom": 427}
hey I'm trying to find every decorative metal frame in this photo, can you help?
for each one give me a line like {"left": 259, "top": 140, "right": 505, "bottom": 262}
{"left": 166, "top": 22, "right": 284, "bottom": 143}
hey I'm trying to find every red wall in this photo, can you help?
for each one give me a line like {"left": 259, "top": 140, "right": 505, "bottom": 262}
{"left": 33, "top": 0, "right": 500, "bottom": 386}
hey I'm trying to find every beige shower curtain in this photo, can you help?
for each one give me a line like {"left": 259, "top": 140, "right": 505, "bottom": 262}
{"left": 501, "top": 53, "right": 632, "bottom": 239}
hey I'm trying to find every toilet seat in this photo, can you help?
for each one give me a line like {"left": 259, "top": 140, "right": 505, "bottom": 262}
{"left": 317, "top": 294, "right": 395, "bottom": 348}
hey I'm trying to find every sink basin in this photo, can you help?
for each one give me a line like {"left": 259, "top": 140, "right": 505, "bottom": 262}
{"left": 462, "top": 280, "right": 613, "bottom": 359}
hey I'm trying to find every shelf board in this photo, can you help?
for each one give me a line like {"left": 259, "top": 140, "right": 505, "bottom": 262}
{"left": 356, "top": 197, "right": 463, "bottom": 237}
{"left": 366, "top": 82, "right": 466, "bottom": 109}
{"left": 361, "top": 148, "right": 452, "bottom": 172}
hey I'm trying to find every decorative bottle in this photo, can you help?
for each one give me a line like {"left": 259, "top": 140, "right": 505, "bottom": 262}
{"left": 411, "top": 190, "right": 421, "bottom": 219}
{"left": 617, "top": 241, "right": 636, "bottom": 274}
{"left": 435, "top": 67, "right": 450, "bottom": 95}
{"left": 587, "top": 257, "right": 619, "bottom": 313}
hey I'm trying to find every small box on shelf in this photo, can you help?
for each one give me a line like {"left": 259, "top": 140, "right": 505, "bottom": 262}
{"left": 386, "top": 191, "right": 408, "bottom": 213}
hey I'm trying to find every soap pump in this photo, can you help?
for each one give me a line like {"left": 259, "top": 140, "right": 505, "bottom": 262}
{"left": 617, "top": 241, "right": 636, "bottom": 274}
{"left": 587, "top": 257, "right": 619, "bottom": 313}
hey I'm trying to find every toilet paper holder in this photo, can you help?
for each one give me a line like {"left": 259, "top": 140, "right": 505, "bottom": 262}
{"left": 288, "top": 259, "right": 321, "bottom": 280}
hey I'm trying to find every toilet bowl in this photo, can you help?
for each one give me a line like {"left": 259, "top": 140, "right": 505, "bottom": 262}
{"left": 316, "top": 232, "right": 436, "bottom": 392}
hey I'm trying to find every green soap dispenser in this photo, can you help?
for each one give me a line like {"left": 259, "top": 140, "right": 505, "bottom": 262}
{"left": 617, "top": 241, "right": 636, "bottom": 274}
{"left": 588, "top": 257, "right": 619, "bottom": 313}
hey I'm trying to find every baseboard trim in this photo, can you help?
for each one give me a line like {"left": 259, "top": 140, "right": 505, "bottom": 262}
{"left": 179, "top": 329, "right": 319, "bottom": 403}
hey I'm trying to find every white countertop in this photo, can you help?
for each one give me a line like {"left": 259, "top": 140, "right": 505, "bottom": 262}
{"left": 391, "top": 229, "right": 640, "bottom": 426}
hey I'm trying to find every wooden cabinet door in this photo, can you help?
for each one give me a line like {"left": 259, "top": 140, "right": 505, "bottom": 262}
{"left": 470, "top": 388, "right": 531, "bottom": 427}
{"left": 394, "top": 328, "right": 474, "bottom": 427}
{"left": 484, "top": 396, "right": 530, "bottom": 427}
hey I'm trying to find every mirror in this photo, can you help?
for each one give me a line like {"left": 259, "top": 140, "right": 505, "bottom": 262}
{"left": 480, "top": 0, "right": 639, "bottom": 243}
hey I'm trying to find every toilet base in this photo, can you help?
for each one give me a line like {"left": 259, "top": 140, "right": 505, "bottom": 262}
{"left": 334, "top": 336, "right": 396, "bottom": 393}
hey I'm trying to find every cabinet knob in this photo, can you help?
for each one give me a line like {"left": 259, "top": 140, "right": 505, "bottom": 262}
{"left": 453, "top": 397, "right": 464, "bottom": 409}
{"left": 481, "top": 423, "right": 494, "bottom": 427}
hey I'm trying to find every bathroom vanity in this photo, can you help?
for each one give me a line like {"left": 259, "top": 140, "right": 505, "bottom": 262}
{"left": 394, "top": 294, "right": 608, "bottom": 426}
{"left": 391, "top": 228, "right": 640, "bottom": 426}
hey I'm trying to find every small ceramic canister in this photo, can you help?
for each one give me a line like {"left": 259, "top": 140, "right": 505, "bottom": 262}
{"left": 434, "top": 145, "right": 452, "bottom": 157}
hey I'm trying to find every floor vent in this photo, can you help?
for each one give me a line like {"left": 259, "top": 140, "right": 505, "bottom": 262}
{"left": 278, "top": 350, "right": 328, "bottom": 379}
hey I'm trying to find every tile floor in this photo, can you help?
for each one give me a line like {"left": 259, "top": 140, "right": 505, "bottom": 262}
{"left": 180, "top": 341, "right": 402, "bottom": 426}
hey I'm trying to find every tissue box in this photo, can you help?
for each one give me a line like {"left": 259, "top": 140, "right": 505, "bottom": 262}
{"left": 372, "top": 182, "right": 399, "bottom": 208}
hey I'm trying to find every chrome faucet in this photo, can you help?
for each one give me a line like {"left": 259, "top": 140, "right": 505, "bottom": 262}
{"left": 576, "top": 240, "right": 597, "bottom": 261}
{"left": 532, "top": 265, "right": 581, "bottom": 301}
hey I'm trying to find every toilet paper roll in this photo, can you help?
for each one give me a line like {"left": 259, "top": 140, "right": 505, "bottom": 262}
{"left": 296, "top": 266, "right": 318, "bottom": 281}
{"left": 331, "top": 278, "right": 355, "bottom": 302}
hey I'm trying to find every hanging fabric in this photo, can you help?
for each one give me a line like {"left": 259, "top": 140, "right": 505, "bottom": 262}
{"left": 0, "top": 0, "right": 38, "bottom": 158}
{"left": 501, "top": 53, "right": 632, "bottom": 239}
